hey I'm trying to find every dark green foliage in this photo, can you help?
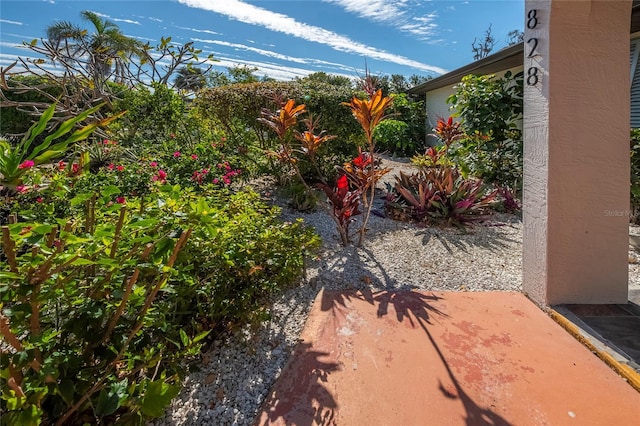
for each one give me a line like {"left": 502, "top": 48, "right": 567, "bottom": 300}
{"left": 110, "top": 83, "right": 189, "bottom": 148}
{"left": 1, "top": 182, "right": 319, "bottom": 424}
{"left": 373, "top": 119, "right": 410, "bottom": 155}
{"left": 0, "top": 75, "right": 63, "bottom": 138}
{"left": 447, "top": 71, "right": 523, "bottom": 189}
{"left": 167, "top": 188, "right": 320, "bottom": 333}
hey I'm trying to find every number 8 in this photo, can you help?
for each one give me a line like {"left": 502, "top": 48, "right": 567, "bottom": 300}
{"left": 527, "top": 9, "right": 538, "bottom": 29}
{"left": 527, "top": 67, "right": 539, "bottom": 86}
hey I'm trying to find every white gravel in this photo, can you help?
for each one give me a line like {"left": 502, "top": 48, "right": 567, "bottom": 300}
{"left": 152, "top": 157, "right": 639, "bottom": 426}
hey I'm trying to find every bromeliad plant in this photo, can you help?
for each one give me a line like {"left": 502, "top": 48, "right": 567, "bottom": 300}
{"left": 386, "top": 167, "right": 497, "bottom": 228}
{"left": 0, "top": 102, "right": 124, "bottom": 190}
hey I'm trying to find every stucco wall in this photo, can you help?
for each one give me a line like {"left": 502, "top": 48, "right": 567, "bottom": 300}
{"left": 523, "top": 0, "right": 630, "bottom": 305}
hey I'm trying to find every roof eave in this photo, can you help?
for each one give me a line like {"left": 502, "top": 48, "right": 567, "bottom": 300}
{"left": 408, "top": 42, "right": 524, "bottom": 95}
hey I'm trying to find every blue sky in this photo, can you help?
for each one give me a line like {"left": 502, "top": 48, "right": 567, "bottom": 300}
{"left": 0, "top": 0, "right": 524, "bottom": 81}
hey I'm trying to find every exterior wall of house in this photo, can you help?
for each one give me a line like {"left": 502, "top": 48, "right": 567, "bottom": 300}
{"left": 424, "top": 65, "right": 524, "bottom": 144}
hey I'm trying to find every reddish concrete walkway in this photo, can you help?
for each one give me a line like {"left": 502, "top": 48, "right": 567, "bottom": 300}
{"left": 256, "top": 291, "right": 640, "bottom": 426}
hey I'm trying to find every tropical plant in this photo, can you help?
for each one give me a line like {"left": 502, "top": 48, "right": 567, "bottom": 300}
{"left": 385, "top": 167, "right": 497, "bottom": 227}
{"left": 0, "top": 193, "right": 202, "bottom": 425}
{"left": 447, "top": 71, "right": 523, "bottom": 189}
{"left": 341, "top": 87, "right": 393, "bottom": 246}
{"left": 372, "top": 119, "right": 411, "bottom": 155}
{"left": 46, "top": 10, "right": 148, "bottom": 91}
{"left": 0, "top": 102, "right": 123, "bottom": 189}
{"left": 173, "top": 66, "right": 207, "bottom": 93}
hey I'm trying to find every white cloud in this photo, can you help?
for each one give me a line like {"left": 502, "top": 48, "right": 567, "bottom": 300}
{"left": 192, "top": 38, "right": 352, "bottom": 71}
{"left": 177, "top": 0, "right": 446, "bottom": 75}
{"left": 176, "top": 26, "right": 220, "bottom": 36}
{"left": 91, "top": 12, "right": 140, "bottom": 26}
{"left": 0, "top": 19, "right": 24, "bottom": 26}
{"left": 323, "top": 0, "right": 439, "bottom": 40}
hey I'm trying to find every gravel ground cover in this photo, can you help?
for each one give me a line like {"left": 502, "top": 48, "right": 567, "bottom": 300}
{"left": 153, "top": 157, "right": 639, "bottom": 426}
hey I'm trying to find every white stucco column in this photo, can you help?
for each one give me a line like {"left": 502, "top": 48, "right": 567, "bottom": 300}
{"left": 523, "top": 0, "right": 631, "bottom": 305}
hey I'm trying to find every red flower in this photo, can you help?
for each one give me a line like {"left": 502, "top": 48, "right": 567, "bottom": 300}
{"left": 150, "top": 161, "right": 158, "bottom": 168}
{"left": 173, "top": 151, "right": 181, "bottom": 158}
{"left": 116, "top": 165, "right": 125, "bottom": 172}
{"left": 36, "top": 197, "right": 43, "bottom": 203}
{"left": 18, "top": 160, "right": 35, "bottom": 169}
{"left": 58, "top": 161, "right": 66, "bottom": 170}
{"left": 71, "top": 163, "right": 80, "bottom": 174}
{"left": 116, "top": 196, "right": 126, "bottom": 204}
{"left": 107, "top": 163, "right": 115, "bottom": 170}
{"left": 352, "top": 152, "right": 371, "bottom": 169}
{"left": 336, "top": 174, "right": 349, "bottom": 198}
{"left": 191, "top": 154, "right": 198, "bottom": 160}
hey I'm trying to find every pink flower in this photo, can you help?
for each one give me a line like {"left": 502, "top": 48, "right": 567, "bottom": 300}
{"left": 170, "top": 133, "right": 176, "bottom": 139}
{"left": 150, "top": 161, "right": 158, "bottom": 168}
{"left": 18, "top": 160, "right": 35, "bottom": 169}
{"left": 116, "top": 165, "right": 125, "bottom": 172}
{"left": 16, "top": 185, "right": 28, "bottom": 193}
{"left": 153, "top": 169, "right": 167, "bottom": 184}
{"left": 212, "top": 178, "right": 219, "bottom": 184}
{"left": 71, "top": 164, "right": 80, "bottom": 174}
{"left": 221, "top": 136, "right": 227, "bottom": 142}
{"left": 36, "top": 197, "right": 43, "bottom": 203}
{"left": 116, "top": 196, "right": 126, "bottom": 204}
{"left": 107, "top": 163, "right": 115, "bottom": 171}
{"left": 173, "top": 151, "right": 181, "bottom": 158}
{"left": 191, "top": 154, "right": 198, "bottom": 160}
{"left": 103, "top": 139, "right": 110, "bottom": 145}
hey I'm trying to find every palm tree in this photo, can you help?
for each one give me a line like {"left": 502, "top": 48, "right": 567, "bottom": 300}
{"left": 46, "top": 10, "right": 147, "bottom": 90}
{"left": 173, "top": 66, "right": 207, "bottom": 93}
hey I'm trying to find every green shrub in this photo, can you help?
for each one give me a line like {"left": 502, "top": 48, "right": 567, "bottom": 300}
{"left": 388, "top": 93, "right": 427, "bottom": 154}
{"left": 0, "top": 191, "right": 205, "bottom": 425}
{"left": 165, "top": 187, "right": 321, "bottom": 333}
{"left": 1, "top": 181, "right": 320, "bottom": 424}
{"left": 0, "top": 75, "right": 63, "bottom": 139}
{"left": 373, "top": 119, "right": 411, "bottom": 156}
{"left": 446, "top": 71, "right": 523, "bottom": 189}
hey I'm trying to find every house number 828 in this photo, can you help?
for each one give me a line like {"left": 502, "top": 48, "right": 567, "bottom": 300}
{"left": 526, "top": 9, "right": 539, "bottom": 86}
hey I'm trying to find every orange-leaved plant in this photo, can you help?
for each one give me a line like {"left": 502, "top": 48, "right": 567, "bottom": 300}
{"left": 341, "top": 87, "right": 392, "bottom": 246}
{"left": 259, "top": 97, "right": 358, "bottom": 246}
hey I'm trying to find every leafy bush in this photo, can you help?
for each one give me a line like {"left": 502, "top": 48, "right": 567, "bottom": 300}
{"left": 0, "top": 191, "right": 205, "bottom": 425}
{"left": 387, "top": 93, "right": 427, "bottom": 154}
{"left": 164, "top": 187, "right": 321, "bottom": 333}
{"left": 1, "top": 180, "right": 320, "bottom": 424}
{"left": 446, "top": 71, "right": 523, "bottom": 189}
{"left": 0, "top": 76, "right": 63, "bottom": 138}
{"left": 373, "top": 119, "right": 411, "bottom": 156}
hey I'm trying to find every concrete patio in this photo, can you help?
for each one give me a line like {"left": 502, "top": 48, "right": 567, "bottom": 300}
{"left": 256, "top": 290, "right": 640, "bottom": 426}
